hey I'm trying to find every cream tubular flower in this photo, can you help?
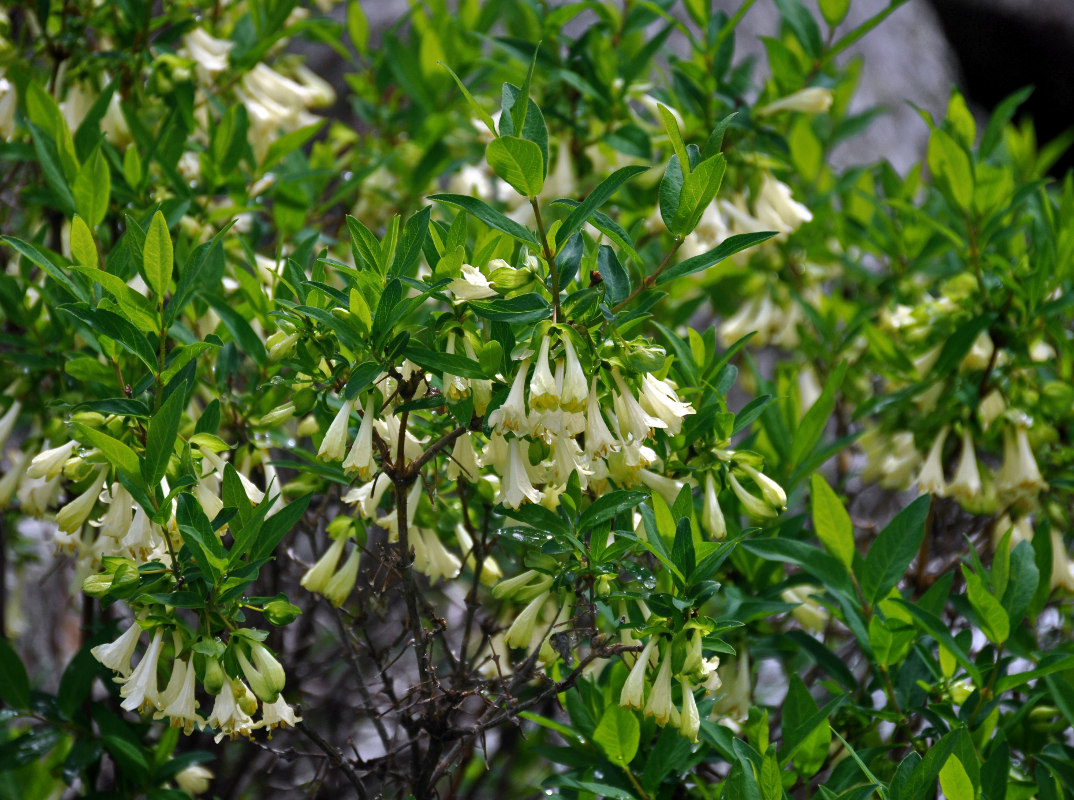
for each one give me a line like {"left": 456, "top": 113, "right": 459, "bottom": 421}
{"left": 300, "top": 535, "right": 346, "bottom": 594}
{"left": 529, "top": 335, "right": 558, "bottom": 411}
{"left": 442, "top": 334, "right": 471, "bottom": 402}
{"left": 643, "top": 644, "right": 674, "bottom": 725}
{"left": 504, "top": 590, "right": 550, "bottom": 649}
{"left": 702, "top": 472, "right": 726, "bottom": 539}
{"left": 757, "top": 87, "right": 833, "bottom": 116}
{"left": 176, "top": 764, "right": 214, "bottom": 795}
{"left": 729, "top": 472, "right": 778, "bottom": 519}
{"left": 259, "top": 694, "right": 301, "bottom": 732}
{"left": 737, "top": 463, "right": 786, "bottom": 511}
{"left": 917, "top": 426, "right": 949, "bottom": 496}
{"left": 27, "top": 440, "right": 76, "bottom": 480}
{"left": 91, "top": 621, "right": 143, "bottom": 677}
{"left": 0, "top": 76, "right": 17, "bottom": 141}
{"left": 947, "top": 427, "right": 982, "bottom": 504}
{"left": 499, "top": 438, "right": 542, "bottom": 509}
{"left": 56, "top": 469, "right": 106, "bottom": 533}
{"left": 755, "top": 174, "right": 813, "bottom": 232}
{"left": 0, "top": 400, "right": 21, "bottom": 452}
{"left": 119, "top": 628, "right": 165, "bottom": 712}
{"left": 620, "top": 637, "right": 657, "bottom": 710}
{"left": 638, "top": 468, "right": 685, "bottom": 506}
{"left": 447, "top": 264, "right": 497, "bottom": 303}
{"left": 446, "top": 432, "right": 480, "bottom": 482}
{"left": 781, "top": 585, "right": 829, "bottom": 633}
{"left": 342, "top": 395, "right": 376, "bottom": 478}
{"left": 160, "top": 659, "right": 200, "bottom": 733}
{"left": 207, "top": 680, "right": 254, "bottom": 739}
{"left": 584, "top": 378, "right": 619, "bottom": 458}
{"left": 182, "top": 28, "right": 234, "bottom": 81}
{"left": 680, "top": 679, "right": 700, "bottom": 742}
{"left": 317, "top": 399, "right": 353, "bottom": 462}
{"left": 463, "top": 337, "right": 493, "bottom": 414}
{"left": 639, "top": 374, "right": 694, "bottom": 435}
{"left": 560, "top": 337, "right": 587, "bottom": 413}
{"left": 995, "top": 425, "right": 1045, "bottom": 501}
{"left": 488, "top": 360, "right": 531, "bottom": 434}
{"left": 322, "top": 545, "right": 360, "bottom": 606}
{"left": 612, "top": 370, "right": 665, "bottom": 442}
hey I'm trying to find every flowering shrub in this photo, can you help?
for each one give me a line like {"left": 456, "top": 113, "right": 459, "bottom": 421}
{"left": 0, "top": 1, "right": 1073, "bottom": 799}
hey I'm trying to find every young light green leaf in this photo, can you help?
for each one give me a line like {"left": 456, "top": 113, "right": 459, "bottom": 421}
{"left": 594, "top": 704, "right": 640, "bottom": 766}
{"left": 938, "top": 756, "right": 975, "bottom": 800}
{"left": 962, "top": 567, "right": 1010, "bottom": 645}
{"left": 73, "top": 148, "right": 110, "bottom": 227}
{"left": 143, "top": 210, "right": 173, "bottom": 302}
{"left": 658, "top": 103, "right": 691, "bottom": 177}
{"left": 486, "top": 136, "right": 545, "bottom": 198}
{"left": 439, "top": 62, "right": 498, "bottom": 139}
{"left": 811, "top": 474, "right": 855, "bottom": 570}
{"left": 669, "top": 154, "right": 725, "bottom": 235}
{"left": 70, "top": 216, "right": 98, "bottom": 269}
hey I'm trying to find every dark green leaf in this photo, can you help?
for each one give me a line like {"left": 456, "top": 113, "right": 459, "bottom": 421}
{"left": 59, "top": 304, "right": 157, "bottom": 372}
{"left": 143, "top": 384, "right": 186, "bottom": 486}
{"left": 469, "top": 293, "right": 551, "bottom": 323}
{"left": 405, "top": 343, "right": 487, "bottom": 380}
{"left": 176, "top": 493, "right": 228, "bottom": 583}
{"left": 201, "top": 293, "right": 267, "bottom": 367}
{"left": 576, "top": 490, "right": 648, "bottom": 532}
{"left": 656, "top": 231, "right": 778, "bottom": 284}
{"left": 390, "top": 206, "right": 431, "bottom": 278}
{"left": 598, "top": 244, "right": 630, "bottom": 305}
{"left": 556, "top": 165, "right": 649, "bottom": 248}
{"left": 429, "top": 194, "right": 539, "bottom": 246}
{"left": 861, "top": 495, "right": 929, "bottom": 606}
{"left": 247, "top": 493, "right": 311, "bottom": 564}
{"left": 0, "top": 638, "right": 30, "bottom": 709}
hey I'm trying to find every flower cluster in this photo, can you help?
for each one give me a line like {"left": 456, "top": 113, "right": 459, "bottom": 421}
{"left": 91, "top": 623, "right": 299, "bottom": 740}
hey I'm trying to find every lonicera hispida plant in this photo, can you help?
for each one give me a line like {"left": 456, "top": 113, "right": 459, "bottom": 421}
{"left": 2, "top": 0, "right": 1074, "bottom": 799}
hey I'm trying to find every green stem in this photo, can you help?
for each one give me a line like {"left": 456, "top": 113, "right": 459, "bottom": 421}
{"left": 611, "top": 236, "right": 684, "bottom": 313}
{"left": 530, "top": 198, "right": 560, "bottom": 321}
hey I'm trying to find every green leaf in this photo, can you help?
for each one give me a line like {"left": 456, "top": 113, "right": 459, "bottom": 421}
{"left": 861, "top": 495, "right": 929, "bottom": 606}
{"left": 963, "top": 567, "right": 1009, "bottom": 644}
{"left": 73, "top": 148, "right": 110, "bottom": 227}
{"left": 165, "top": 228, "right": 229, "bottom": 329}
{"left": 72, "top": 422, "right": 141, "bottom": 481}
{"left": 469, "top": 293, "right": 551, "bottom": 323}
{"left": 741, "top": 538, "right": 852, "bottom": 596}
{"left": 927, "top": 127, "right": 974, "bottom": 209}
{"left": 404, "top": 343, "right": 486, "bottom": 380}
{"left": 658, "top": 154, "right": 685, "bottom": 230}
{"left": 70, "top": 215, "right": 98, "bottom": 268}
{"left": 4, "top": 235, "right": 89, "bottom": 301}
{"left": 0, "top": 728, "right": 62, "bottom": 771}
{"left": 391, "top": 206, "right": 431, "bottom": 278}
{"left": 143, "top": 210, "right": 173, "bottom": 302}
{"left": 261, "top": 121, "right": 325, "bottom": 173}
{"left": 893, "top": 600, "right": 981, "bottom": 684}
{"left": 440, "top": 62, "right": 498, "bottom": 139}
{"left": 26, "top": 120, "right": 77, "bottom": 216}
{"left": 576, "top": 490, "right": 648, "bottom": 532}
{"left": 556, "top": 165, "right": 649, "bottom": 248}
{"left": 176, "top": 493, "right": 227, "bottom": 584}
{"left": 593, "top": 705, "right": 640, "bottom": 766}
{"left": 69, "top": 266, "right": 157, "bottom": 333}
{"left": 499, "top": 85, "right": 549, "bottom": 179}
{"left": 552, "top": 199, "right": 642, "bottom": 265}
{"left": 938, "top": 756, "right": 975, "bottom": 800}
{"left": 655, "top": 231, "right": 778, "bottom": 284}
{"left": 143, "top": 383, "right": 186, "bottom": 486}
{"left": 247, "top": 493, "right": 310, "bottom": 564}
{"left": 201, "top": 293, "right": 268, "bottom": 367}
{"left": 669, "top": 154, "right": 725, "bottom": 235}
{"left": 658, "top": 103, "right": 691, "bottom": 177}
{"left": 487, "top": 136, "right": 546, "bottom": 197}
{"left": 346, "top": 0, "right": 369, "bottom": 50}
{"left": 429, "top": 193, "right": 539, "bottom": 246}
{"left": 58, "top": 647, "right": 96, "bottom": 718}
{"left": 789, "top": 361, "right": 847, "bottom": 475}
{"left": 811, "top": 474, "right": 855, "bottom": 570}
{"left": 1001, "top": 540, "right": 1039, "bottom": 623}
{"left": 347, "top": 214, "right": 384, "bottom": 274}
{"left": 0, "top": 638, "right": 30, "bottom": 709}
{"left": 597, "top": 244, "right": 630, "bottom": 305}
{"left": 59, "top": 304, "right": 158, "bottom": 372}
